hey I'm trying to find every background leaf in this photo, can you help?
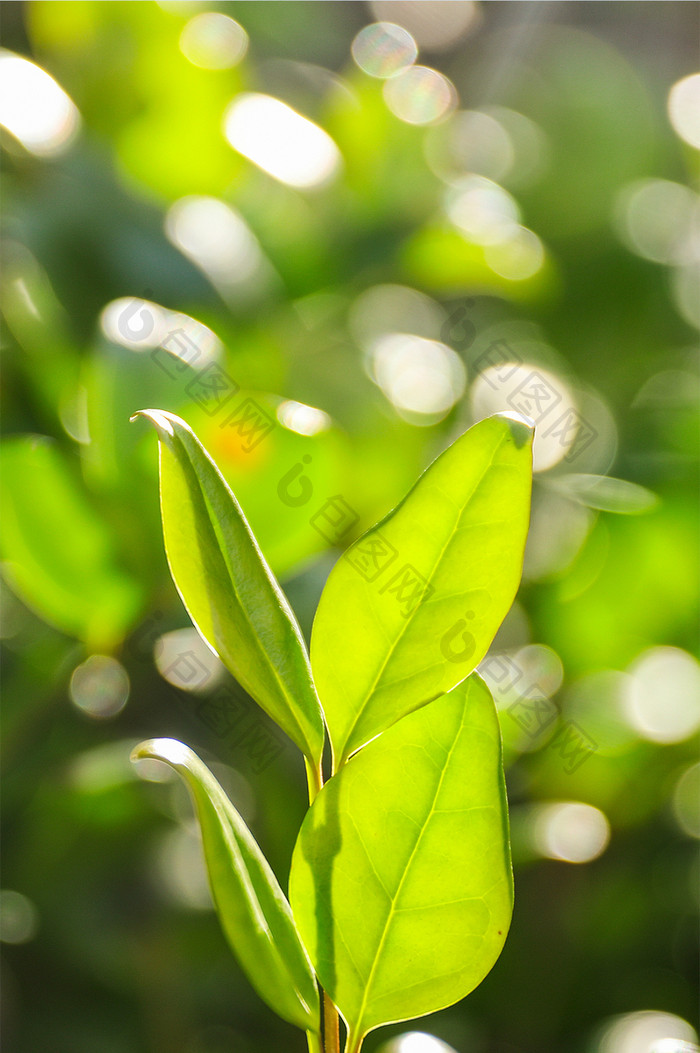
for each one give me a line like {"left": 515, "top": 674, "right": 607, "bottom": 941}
{"left": 134, "top": 409, "right": 325, "bottom": 765}
{"left": 0, "top": 436, "right": 141, "bottom": 649}
{"left": 311, "top": 414, "right": 533, "bottom": 767}
{"left": 290, "top": 674, "right": 513, "bottom": 1047}
{"left": 131, "top": 738, "right": 319, "bottom": 1034}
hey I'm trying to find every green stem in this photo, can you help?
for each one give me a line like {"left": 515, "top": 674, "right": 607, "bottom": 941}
{"left": 323, "top": 990, "right": 340, "bottom": 1053}
{"left": 345, "top": 1033, "right": 363, "bottom": 1053}
{"left": 304, "top": 756, "right": 323, "bottom": 804}
{"left": 304, "top": 755, "right": 341, "bottom": 1052}
{"left": 307, "top": 1029, "right": 323, "bottom": 1053}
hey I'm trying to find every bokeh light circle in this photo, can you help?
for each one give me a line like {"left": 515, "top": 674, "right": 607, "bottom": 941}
{"left": 223, "top": 93, "right": 342, "bottom": 189}
{"left": 623, "top": 647, "right": 700, "bottom": 743}
{"left": 471, "top": 363, "right": 578, "bottom": 471}
{"left": 179, "top": 12, "right": 248, "bottom": 70}
{"left": 70, "top": 655, "right": 130, "bottom": 720}
{"left": 672, "top": 763, "right": 700, "bottom": 839}
{"left": 668, "top": 73, "right": 700, "bottom": 150}
{"left": 533, "top": 801, "right": 610, "bottom": 863}
{"left": 599, "top": 1010, "right": 698, "bottom": 1053}
{"left": 0, "top": 889, "right": 39, "bottom": 944}
{"left": 0, "top": 52, "right": 80, "bottom": 157}
{"left": 383, "top": 66, "right": 456, "bottom": 125}
{"left": 351, "top": 22, "right": 417, "bottom": 79}
{"left": 614, "top": 179, "right": 699, "bottom": 265}
{"left": 380, "top": 1032, "right": 459, "bottom": 1053}
{"left": 485, "top": 227, "right": 545, "bottom": 281}
{"left": 446, "top": 175, "right": 520, "bottom": 245}
{"left": 370, "top": 333, "right": 466, "bottom": 419}
{"left": 370, "top": 0, "right": 480, "bottom": 51}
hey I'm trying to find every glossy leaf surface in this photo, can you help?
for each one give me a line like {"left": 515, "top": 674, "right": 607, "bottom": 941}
{"left": 290, "top": 675, "right": 513, "bottom": 1047}
{"left": 133, "top": 410, "right": 324, "bottom": 764}
{"left": 131, "top": 738, "right": 319, "bottom": 1033}
{"left": 311, "top": 414, "right": 533, "bottom": 766}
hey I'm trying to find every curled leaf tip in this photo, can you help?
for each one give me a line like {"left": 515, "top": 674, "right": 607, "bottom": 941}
{"left": 130, "top": 737, "right": 192, "bottom": 767}
{"left": 494, "top": 411, "right": 535, "bottom": 448}
{"left": 129, "top": 408, "right": 177, "bottom": 438}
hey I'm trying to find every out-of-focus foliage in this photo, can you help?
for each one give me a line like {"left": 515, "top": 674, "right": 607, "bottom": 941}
{"left": 0, "top": 3, "right": 698, "bottom": 1053}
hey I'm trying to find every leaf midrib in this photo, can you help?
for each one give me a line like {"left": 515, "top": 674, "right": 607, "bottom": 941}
{"left": 351, "top": 709, "right": 464, "bottom": 1035}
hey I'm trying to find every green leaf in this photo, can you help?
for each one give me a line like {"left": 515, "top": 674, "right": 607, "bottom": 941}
{"left": 289, "top": 674, "right": 513, "bottom": 1048}
{"left": 132, "top": 409, "right": 324, "bottom": 766}
{"left": 0, "top": 436, "right": 141, "bottom": 648}
{"left": 131, "top": 738, "right": 320, "bottom": 1034}
{"left": 310, "top": 414, "right": 533, "bottom": 767}
{"left": 549, "top": 473, "right": 659, "bottom": 514}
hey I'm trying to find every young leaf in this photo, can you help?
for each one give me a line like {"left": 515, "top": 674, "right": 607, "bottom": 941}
{"left": 131, "top": 738, "right": 320, "bottom": 1034}
{"left": 310, "top": 413, "right": 533, "bottom": 767}
{"left": 132, "top": 410, "right": 324, "bottom": 766}
{"left": 289, "top": 674, "right": 513, "bottom": 1050}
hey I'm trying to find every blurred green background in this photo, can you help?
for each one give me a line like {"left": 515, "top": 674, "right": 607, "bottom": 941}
{"left": 1, "top": 2, "right": 698, "bottom": 1052}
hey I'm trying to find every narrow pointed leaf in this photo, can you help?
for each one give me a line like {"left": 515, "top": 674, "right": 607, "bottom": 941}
{"left": 289, "top": 675, "right": 512, "bottom": 1047}
{"left": 310, "top": 413, "right": 533, "bottom": 767}
{"left": 132, "top": 410, "right": 324, "bottom": 765}
{"left": 132, "top": 738, "right": 319, "bottom": 1033}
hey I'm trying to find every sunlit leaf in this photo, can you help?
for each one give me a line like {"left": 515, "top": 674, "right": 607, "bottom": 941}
{"left": 132, "top": 409, "right": 324, "bottom": 765}
{"left": 290, "top": 674, "right": 513, "bottom": 1048}
{"left": 0, "top": 436, "right": 141, "bottom": 648}
{"left": 131, "top": 738, "right": 319, "bottom": 1033}
{"left": 311, "top": 414, "right": 533, "bottom": 767}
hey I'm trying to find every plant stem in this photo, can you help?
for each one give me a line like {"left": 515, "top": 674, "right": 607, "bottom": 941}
{"left": 323, "top": 990, "right": 340, "bottom": 1053}
{"left": 305, "top": 756, "right": 324, "bottom": 804}
{"left": 345, "top": 1033, "right": 363, "bottom": 1053}
{"left": 303, "top": 756, "right": 341, "bottom": 1051}
{"left": 307, "top": 1030, "right": 323, "bottom": 1053}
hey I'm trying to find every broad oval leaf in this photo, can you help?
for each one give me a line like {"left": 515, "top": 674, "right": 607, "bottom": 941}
{"left": 131, "top": 738, "right": 319, "bottom": 1034}
{"left": 310, "top": 413, "right": 533, "bottom": 767}
{"left": 289, "top": 674, "right": 513, "bottom": 1048}
{"left": 132, "top": 410, "right": 324, "bottom": 765}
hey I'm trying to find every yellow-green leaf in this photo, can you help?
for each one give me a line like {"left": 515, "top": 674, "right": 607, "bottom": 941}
{"left": 132, "top": 409, "right": 324, "bottom": 765}
{"left": 310, "top": 414, "right": 533, "bottom": 768}
{"left": 289, "top": 674, "right": 513, "bottom": 1049}
{"left": 132, "top": 738, "right": 319, "bottom": 1034}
